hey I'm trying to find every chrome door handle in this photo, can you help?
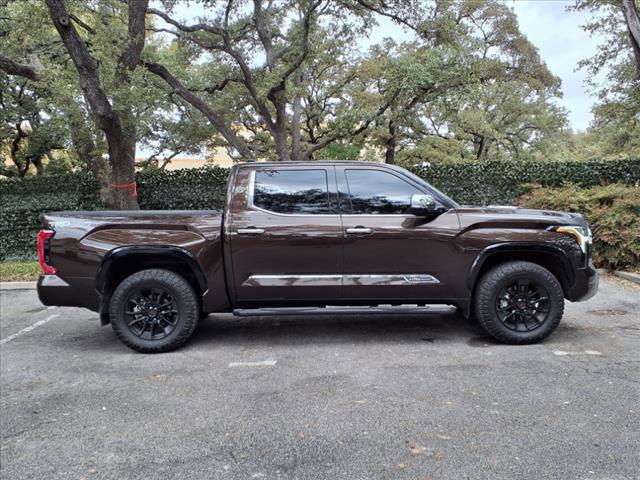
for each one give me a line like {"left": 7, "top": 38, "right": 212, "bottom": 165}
{"left": 346, "top": 227, "right": 373, "bottom": 235}
{"left": 237, "top": 227, "right": 265, "bottom": 235}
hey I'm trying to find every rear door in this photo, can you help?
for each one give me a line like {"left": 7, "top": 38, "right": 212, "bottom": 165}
{"left": 228, "top": 165, "right": 343, "bottom": 304}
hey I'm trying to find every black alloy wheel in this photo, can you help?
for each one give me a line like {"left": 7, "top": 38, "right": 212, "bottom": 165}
{"left": 495, "top": 278, "right": 551, "bottom": 332}
{"left": 124, "top": 287, "right": 179, "bottom": 340}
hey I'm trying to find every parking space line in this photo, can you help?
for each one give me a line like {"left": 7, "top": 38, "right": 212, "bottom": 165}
{"left": 228, "top": 359, "right": 277, "bottom": 367}
{"left": 0, "top": 313, "right": 59, "bottom": 345}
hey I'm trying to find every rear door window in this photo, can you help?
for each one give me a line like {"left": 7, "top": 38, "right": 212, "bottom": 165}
{"left": 252, "top": 169, "right": 331, "bottom": 215}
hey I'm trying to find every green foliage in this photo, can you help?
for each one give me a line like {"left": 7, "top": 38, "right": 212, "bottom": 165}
{"left": 364, "top": 1, "right": 568, "bottom": 164}
{"left": 569, "top": 0, "right": 640, "bottom": 159}
{"left": 0, "top": 172, "right": 101, "bottom": 260}
{"left": 136, "top": 166, "right": 229, "bottom": 210}
{"left": 2, "top": 159, "right": 639, "bottom": 260}
{"left": 408, "top": 158, "right": 640, "bottom": 205}
{"left": 518, "top": 184, "right": 640, "bottom": 270}
{"left": 315, "top": 143, "right": 361, "bottom": 161}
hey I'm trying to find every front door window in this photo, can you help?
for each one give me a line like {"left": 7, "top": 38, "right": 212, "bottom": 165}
{"left": 345, "top": 169, "right": 422, "bottom": 215}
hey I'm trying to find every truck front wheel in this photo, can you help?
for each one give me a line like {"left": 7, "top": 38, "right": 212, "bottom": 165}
{"left": 474, "top": 261, "right": 564, "bottom": 344}
{"left": 109, "top": 269, "right": 199, "bottom": 353}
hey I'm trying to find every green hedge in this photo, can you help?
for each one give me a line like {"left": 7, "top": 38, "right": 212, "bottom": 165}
{"left": 1, "top": 159, "right": 639, "bottom": 260}
{"left": 1, "top": 172, "right": 101, "bottom": 261}
{"left": 409, "top": 158, "right": 640, "bottom": 205}
{"left": 137, "top": 166, "right": 229, "bottom": 210}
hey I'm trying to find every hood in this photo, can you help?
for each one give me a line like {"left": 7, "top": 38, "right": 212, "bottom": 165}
{"left": 455, "top": 206, "right": 588, "bottom": 231}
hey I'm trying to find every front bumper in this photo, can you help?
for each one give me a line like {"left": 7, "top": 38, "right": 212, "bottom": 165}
{"left": 567, "top": 263, "right": 598, "bottom": 302}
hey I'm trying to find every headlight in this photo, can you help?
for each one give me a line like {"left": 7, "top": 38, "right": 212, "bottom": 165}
{"left": 548, "top": 225, "right": 592, "bottom": 254}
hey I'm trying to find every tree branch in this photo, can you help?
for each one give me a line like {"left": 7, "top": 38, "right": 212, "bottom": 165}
{"left": 118, "top": 0, "right": 149, "bottom": 74}
{"left": 143, "top": 61, "right": 255, "bottom": 160}
{"left": 68, "top": 13, "right": 96, "bottom": 34}
{"left": 0, "top": 53, "right": 39, "bottom": 81}
{"left": 146, "top": 6, "right": 277, "bottom": 134}
{"left": 353, "top": 0, "right": 418, "bottom": 32}
{"left": 302, "top": 89, "right": 400, "bottom": 159}
{"left": 147, "top": 7, "right": 223, "bottom": 35}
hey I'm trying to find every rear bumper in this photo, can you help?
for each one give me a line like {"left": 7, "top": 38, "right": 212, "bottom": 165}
{"left": 37, "top": 275, "right": 99, "bottom": 311}
{"left": 37, "top": 274, "right": 74, "bottom": 306}
{"left": 567, "top": 263, "right": 598, "bottom": 302}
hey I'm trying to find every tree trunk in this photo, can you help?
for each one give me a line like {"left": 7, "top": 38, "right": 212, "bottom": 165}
{"left": 291, "top": 73, "right": 302, "bottom": 160}
{"left": 110, "top": 0, "right": 148, "bottom": 208}
{"left": 68, "top": 113, "right": 109, "bottom": 190}
{"left": 31, "top": 155, "right": 45, "bottom": 176}
{"left": 10, "top": 125, "right": 28, "bottom": 176}
{"left": 46, "top": 0, "right": 143, "bottom": 210}
{"left": 475, "top": 135, "right": 492, "bottom": 161}
{"left": 385, "top": 121, "right": 397, "bottom": 165}
{"left": 269, "top": 91, "right": 290, "bottom": 161}
{"left": 274, "top": 130, "right": 290, "bottom": 161}
{"left": 109, "top": 107, "right": 139, "bottom": 209}
{"left": 622, "top": 0, "right": 640, "bottom": 78}
{"left": 106, "top": 143, "right": 138, "bottom": 209}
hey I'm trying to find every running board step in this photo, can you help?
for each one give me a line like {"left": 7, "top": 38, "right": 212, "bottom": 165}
{"left": 232, "top": 305, "right": 456, "bottom": 317}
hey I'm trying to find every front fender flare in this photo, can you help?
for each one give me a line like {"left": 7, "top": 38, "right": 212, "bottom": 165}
{"left": 465, "top": 242, "right": 575, "bottom": 292}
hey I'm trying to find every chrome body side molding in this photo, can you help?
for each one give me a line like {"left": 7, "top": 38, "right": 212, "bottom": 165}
{"left": 343, "top": 274, "right": 440, "bottom": 286}
{"left": 241, "top": 274, "right": 440, "bottom": 287}
{"left": 241, "top": 274, "right": 342, "bottom": 287}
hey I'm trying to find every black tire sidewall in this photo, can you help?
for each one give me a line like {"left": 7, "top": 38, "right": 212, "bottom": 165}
{"left": 475, "top": 262, "right": 564, "bottom": 344}
{"left": 109, "top": 269, "right": 199, "bottom": 353}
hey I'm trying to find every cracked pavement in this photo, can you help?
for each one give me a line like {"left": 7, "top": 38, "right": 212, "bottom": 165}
{"left": 1, "top": 276, "right": 639, "bottom": 479}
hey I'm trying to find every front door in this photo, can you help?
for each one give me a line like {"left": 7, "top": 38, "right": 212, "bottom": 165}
{"left": 338, "top": 165, "right": 459, "bottom": 302}
{"left": 229, "top": 165, "right": 343, "bottom": 304}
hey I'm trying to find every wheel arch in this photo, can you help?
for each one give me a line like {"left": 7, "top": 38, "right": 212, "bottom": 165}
{"left": 96, "top": 246, "right": 208, "bottom": 324}
{"left": 466, "top": 243, "right": 574, "bottom": 299}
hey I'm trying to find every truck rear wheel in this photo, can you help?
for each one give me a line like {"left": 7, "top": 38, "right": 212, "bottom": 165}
{"left": 474, "top": 261, "right": 564, "bottom": 344}
{"left": 109, "top": 269, "right": 199, "bottom": 353}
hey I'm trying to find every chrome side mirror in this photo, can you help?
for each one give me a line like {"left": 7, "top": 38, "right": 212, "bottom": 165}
{"left": 409, "top": 194, "right": 437, "bottom": 216}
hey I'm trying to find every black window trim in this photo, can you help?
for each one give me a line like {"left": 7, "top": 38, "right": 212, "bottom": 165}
{"left": 247, "top": 167, "right": 339, "bottom": 217}
{"left": 341, "top": 167, "right": 447, "bottom": 216}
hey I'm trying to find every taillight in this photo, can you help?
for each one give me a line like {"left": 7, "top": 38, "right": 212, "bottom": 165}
{"left": 37, "top": 230, "right": 58, "bottom": 275}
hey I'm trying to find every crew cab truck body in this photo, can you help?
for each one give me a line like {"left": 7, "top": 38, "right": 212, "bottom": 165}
{"left": 37, "top": 161, "right": 598, "bottom": 352}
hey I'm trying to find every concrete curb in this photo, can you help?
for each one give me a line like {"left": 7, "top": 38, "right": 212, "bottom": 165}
{"left": 614, "top": 271, "right": 640, "bottom": 285}
{"left": 0, "top": 281, "right": 37, "bottom": 291}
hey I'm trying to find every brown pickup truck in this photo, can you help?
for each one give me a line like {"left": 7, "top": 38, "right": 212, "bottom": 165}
{"left": 37, "top": 161, "right": 598, "bottom": 352}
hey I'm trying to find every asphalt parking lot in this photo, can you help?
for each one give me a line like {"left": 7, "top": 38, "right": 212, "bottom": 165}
{"left": 1, "top": 276, "right": 639, "bottom": 480}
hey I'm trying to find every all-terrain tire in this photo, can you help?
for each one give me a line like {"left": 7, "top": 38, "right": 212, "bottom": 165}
{"left": 474, "top": 261, "right": 564, "bottom": 344}
{"left": 109, "top": 269, "right": 199, "bottom": 353}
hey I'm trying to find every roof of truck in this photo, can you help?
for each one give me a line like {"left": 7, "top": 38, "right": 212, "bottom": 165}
{"left": 233, "top": 160, "right": 397, "bottom": 168}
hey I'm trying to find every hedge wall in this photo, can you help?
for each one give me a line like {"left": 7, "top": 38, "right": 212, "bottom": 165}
{"left": 1, "top": 172, "right": 101, "bottom": 261}
{"left": 1, "top": 159, "right": 638, "bottom": 260}
{"left": 409, "top": 158, "right": 640, "bottom": 206}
